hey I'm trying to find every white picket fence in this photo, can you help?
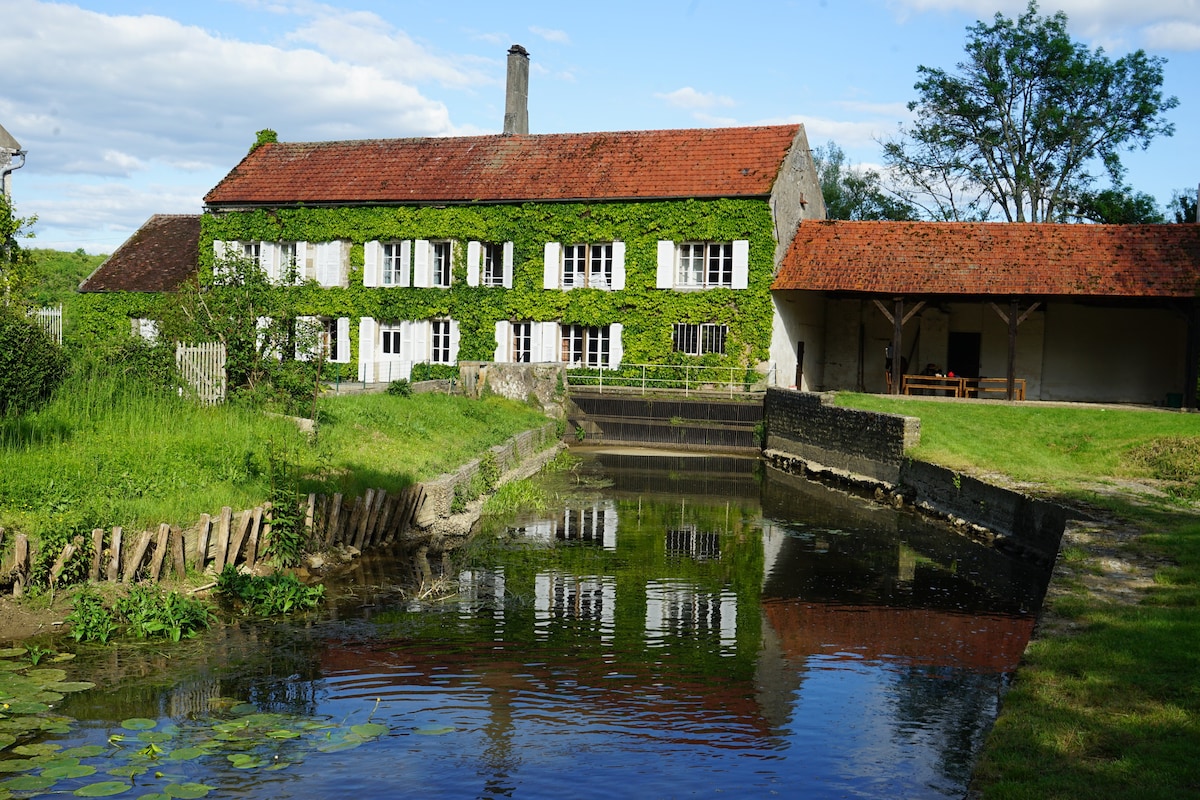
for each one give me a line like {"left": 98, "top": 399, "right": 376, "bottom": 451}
{"left": 28, "top": 305, "right": 62, "bottom": 345}
{"left": 176, "top": 342, "right": 227, "bottom": 404}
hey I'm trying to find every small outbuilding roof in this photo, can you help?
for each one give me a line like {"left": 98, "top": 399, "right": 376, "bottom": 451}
{"left": 79, "top": 214, "right": 201, "bottom": 293}
{"left": 773, "top": 220, "right": 1200, "bottom": 298}
{"left": 204, "top": 125, "right": 803, "bottom": 207}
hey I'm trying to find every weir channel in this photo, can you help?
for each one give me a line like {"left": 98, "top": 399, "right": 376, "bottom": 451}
{"left": 41, "top": 437, "right": 1057, "bottom": 799}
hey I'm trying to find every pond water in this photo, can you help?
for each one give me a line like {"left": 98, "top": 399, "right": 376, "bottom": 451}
{"left": 17, "top": 451, "right": 1051, "bottom": 799}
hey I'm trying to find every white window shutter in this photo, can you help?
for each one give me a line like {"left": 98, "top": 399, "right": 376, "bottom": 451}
{"left": 466, "top": 241, "right": 481, "bottom": 287}
{"left": 732, "top": 239, "right": 750, "bottom": 289}
{"left": 543, "top": 242, "right": 561, "bottom": 289}
{"left": 336, "top": 240, "right": 350, "bottom": 287}
{"left": 364, "top": 240, "right": 381, "bottom": 287}
{"left": 494, "top": 321, "right": 509, "bottom": 362}
{"left": 656, "top": 241, "right": 675, "bottom": 288}
{"left": 609, "top": 323, "right": 623, "bottom": 369}
{"left": 212, "top": 240, "right": 234, "bottom": 280}
{"left": 398, "top": 240, "right": 412, "bottom": 287}
{"left": 539, "top": 321, "right": 559, "bottom": 363}
{"left": 358, "top": 317, "right": 377, "bottom": 382}
{"left": 502, "top": 241, "right": 514, "bottom": 288}
{"left": 414, "top": 320, "right": 429, "bottom": 362}
{"left": 413, "top": 240, "right": 431, "bottom": 287}
{"left": 611, "top": 241, "right": 626, "bottom": 290}
{"left": 335, "top": 317, "right": 350, "bottom": 364}
{"left": 450, "top": 319, "right": 461, "bottom": 363}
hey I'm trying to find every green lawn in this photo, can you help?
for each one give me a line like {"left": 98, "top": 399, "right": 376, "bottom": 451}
{"left": 836, "top": 393, "right": 1200, "bottom": 799}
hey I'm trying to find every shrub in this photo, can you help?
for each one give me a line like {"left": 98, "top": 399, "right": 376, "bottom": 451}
{"left": 214, "top": 565, "right": 324, "bottom": 616}
{"left": 115, "top": 584, "right": 214, "bottom": 642}
{"left": 65, "top": 588, "right": 119, "bottom": 644}
{"left": 386, "top": 379, "right": 412, "bottom": 397}
{"left": 0, "top": 306, "right": 68, "bottom": 416}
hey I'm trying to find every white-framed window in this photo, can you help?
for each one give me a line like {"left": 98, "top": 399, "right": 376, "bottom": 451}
{"left": 216, "top": 240, "right": 344, "bottom": 286}
{"left": 494, "top": 320, "right": 561, "bottom": 364}
{"left": 131, "top": 318, "right": 159, "bottom": 342}
{"left": 656, "top": 239, "right": 749, "bottom": 290}
{"left": 358, "top": 317, "right": 460, "bottom": 382}
{"left": 383, "top": 242, "right": 408, "bottom": 286}
{"left": 431, "top": 319, "right": 453, "bottom": 364}
{"left": 561, "top": 323, "right": 623, "bottom": 369}
{"left": 672, "top": 323, "right": 728, "bottom": 356}
{"left": 511, "top": 321, "right": 532, "bottom": 363}
{"left": 297, "top": 316, "right": 351, "bottom": 363}
{"left": 466, "top": 241, "right": 514, "bottom": 288}
{"left": 543, "top": 241, "right": 625, "bottom": 290}
{"left": 431, "top": 241, "right": 452, "bottom": 288}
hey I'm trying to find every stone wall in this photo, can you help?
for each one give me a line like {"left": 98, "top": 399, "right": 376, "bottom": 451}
{"left": 763, "top": 388, "right": 919, "bottom": 484}
{"left": 762, "top": 388, "right": 1065, "bottom": 561}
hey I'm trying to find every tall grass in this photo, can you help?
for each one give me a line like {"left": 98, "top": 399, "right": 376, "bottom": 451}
{"left": 2, "top": 370, "right": 552, "bottom": 547}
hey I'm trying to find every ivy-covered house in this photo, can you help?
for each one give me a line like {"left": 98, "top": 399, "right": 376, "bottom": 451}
{"left": 193, "top": 123, "right": 825, "bottom": 386}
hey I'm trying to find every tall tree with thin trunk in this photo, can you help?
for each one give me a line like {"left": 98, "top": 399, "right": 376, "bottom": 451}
{"left": 883, "top": 1, "right": 1177, "bottom": 222}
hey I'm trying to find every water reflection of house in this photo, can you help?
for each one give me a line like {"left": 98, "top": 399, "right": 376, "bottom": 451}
{"left": 645, "top": 580, "right": 738, "bottom": 655}
{"left": 510, "top": 500, "right": 618, "bottom": 550}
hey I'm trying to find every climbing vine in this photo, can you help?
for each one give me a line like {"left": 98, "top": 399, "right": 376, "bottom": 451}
{"left": 85, "top": 198, "right": 780, "bottom": 376}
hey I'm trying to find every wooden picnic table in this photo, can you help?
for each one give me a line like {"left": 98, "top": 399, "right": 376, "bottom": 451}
{"left": 901, "top": 374, "right": 1026, "bottom": 400}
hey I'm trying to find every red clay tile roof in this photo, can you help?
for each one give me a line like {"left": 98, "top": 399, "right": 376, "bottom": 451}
{"left": 774, "top": 220, "right": 1200, "bottom": 298}
{"left": 79, "top": 214, "right": 200, "bottom": 292}
{"left": 204, "top": 126, "right": 802, "bottom": 207}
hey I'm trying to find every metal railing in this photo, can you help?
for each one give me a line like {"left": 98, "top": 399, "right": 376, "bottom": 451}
{"left": 565, "top": 362, "right": 776, "bottom": 398}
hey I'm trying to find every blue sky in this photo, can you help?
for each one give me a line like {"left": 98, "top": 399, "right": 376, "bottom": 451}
{"left": 3, "top": 0, "right": 1199, "bottom": 253}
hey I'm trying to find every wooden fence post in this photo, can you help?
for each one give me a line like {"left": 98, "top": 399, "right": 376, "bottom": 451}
{"left": 326, "top": 494, "right": 343, "bottom": 547}
{"left": 124, "top": 530, "right": 153, "bottom": 582}
{"left": 149, "top": 524, "right": 170, "bottom": 581}
{"left": 90, "top": 528, "right": 104, "bottom": 582}
{"left": 12, "top": 534, "right": 29, "bottom": 598}
{"left": 171, "top": 526, "right": 187, "bottom": 579}
{"left": 214, "top": 506, "right": 233, "bottom": 570}
{"left": 106, "top": 527, "right": 123, "bottom": 582}
{"left": 195, "top": 513, "right": 212, "bottom": 572}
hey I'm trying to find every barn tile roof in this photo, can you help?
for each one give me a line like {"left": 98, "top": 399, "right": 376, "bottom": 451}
{"left": 79, "top": 214, "right": 200, "bottom": 293}
{"left": 773, "top": 220, "right": 1200, "bottom": 298}
{"left": 204, "top": 125, "right": 802, "bottom": 207}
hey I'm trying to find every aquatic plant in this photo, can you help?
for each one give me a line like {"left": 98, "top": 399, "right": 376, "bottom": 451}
{"left": 214, "top": 566, "right": 324, "bottom": 616}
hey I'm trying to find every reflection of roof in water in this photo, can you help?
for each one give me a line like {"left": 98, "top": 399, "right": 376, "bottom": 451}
{"left": 762, "top": 600, "right": 1036, "bottom": 673}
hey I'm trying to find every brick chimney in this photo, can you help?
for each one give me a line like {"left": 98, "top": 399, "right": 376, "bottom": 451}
{"left": 503, "top": 45, "right": 529, "bottom": 135}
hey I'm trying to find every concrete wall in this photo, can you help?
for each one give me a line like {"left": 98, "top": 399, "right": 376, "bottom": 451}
{"left": 770, "top": 290, "right": 826, "bottom": 390}
{"left": 769, "top": 125, "right": 827, "bottom": 268}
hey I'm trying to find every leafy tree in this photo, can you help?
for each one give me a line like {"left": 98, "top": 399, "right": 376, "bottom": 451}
{"left": 812, "top": 141, "right": 917, "bottom": 221}
{"left": 1068, "top": 185, "right": 1165, "bottom": 224}
{"left": 883, "top": 1, "right": 1177, "bottom": 222}
{"left": 0, "top": 304, "right": 68, "bottom": 415}
{"left": 0, "top": 195, "right": 36, "bottom": 307}
{"left": 1168, "top": 188, "right": 1197, "bottom": 224}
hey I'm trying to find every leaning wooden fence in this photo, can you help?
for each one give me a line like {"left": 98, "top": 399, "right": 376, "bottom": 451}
{"left": 0, "top": 484, "right": 427, "bottom": 597}
{"left": 176, "top": 342, "right": 227, "bottom": 405}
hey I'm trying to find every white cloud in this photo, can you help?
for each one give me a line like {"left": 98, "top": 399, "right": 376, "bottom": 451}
{"left": 889, "top": 1, "right": 1200, "bottom": 51}
{"left": 530, "top": 26, "right": 571, "bottom": 44}
{"left": 656, "top": 87, "right": 736, "bottom": 111}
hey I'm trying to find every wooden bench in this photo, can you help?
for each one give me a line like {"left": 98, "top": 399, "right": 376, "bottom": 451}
{"left": 965, "top": 377, "right": 1026, "bottom": 401}
{"left": 901, "top": 375, "right": 965, "bottom": 397}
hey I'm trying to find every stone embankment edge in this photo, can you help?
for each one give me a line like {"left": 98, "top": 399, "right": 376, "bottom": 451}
{"left": 761, "top": 388, "right": 1067, "bottom": 564}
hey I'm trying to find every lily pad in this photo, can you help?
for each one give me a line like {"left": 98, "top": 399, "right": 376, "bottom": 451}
{"left": 51, "top": 682, "right": 96, "bottom": 694}
{"left": 3, "top": 701, "right": 49, "bottom": 714}
{"left": 413, "top": 725, "right": 456, "bottom": 735}
{"left": 265, "top": 729, "right": 300, "bottom": 739}
{"left": 105, "top": 765, "right": 148, "bottom": 778}
{"left": 226, "top": 754, "right": 263, "bottom": 769}
{"left": 120, "top": 718, "right": 157, "bottom": 731}
{"left": 351, "top": 722, "right": 389, "bottom": 739}
{"left": 73, "top": 780, "right": 132, "bottom": 796}
{"left": 1, "top": 774, "right": 55, "bottom": 791}
{"left": 12, "top": 743, "right": 60, "bottom": 756}
{"left": 0, "top": 758, "right": 37, "bottom": 773}
{"left": 43, "top": 764, "right": 97, "bottom": 779}
{"left": 137, "top": 732, "right": 172, "bottom": 744}
{"left": 25, "top": 668, "right": 68, "bottom": 684}
{"left": 62, "top": 745, "right": 108, "bottom": 758}
{"left": 50, "top": 653, "right": 76, "bottom": 663}
{"left": 164, "top": 782, "right": 214, "bottom": 798}
{"left": 316, "top": 739, "right": 363, "bottom": 753}
{"left": 165, "top": 747, "right": 208, "bottom": 762}
{"left": 0, "top": 649, "right": 26, "bottom": 659}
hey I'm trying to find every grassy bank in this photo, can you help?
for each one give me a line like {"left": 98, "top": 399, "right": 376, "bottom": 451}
{"left": 835, "top": 393, "right": 1200, "bottom": 799}
{"left": 1, "top": 371, "right": 552, "bottom": 551}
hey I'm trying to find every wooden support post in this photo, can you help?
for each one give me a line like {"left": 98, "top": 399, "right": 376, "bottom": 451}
{"left": 149, "top": 523, "right": 170, "bottom": 582}
{"left": 1186, "top": 301, "right": 1200, "bottom": 410}
{"left": 123, "top": 530, "right": 153, "bottom": 582}
{"left": 106, "top": 527, "right": 123, "bottom": 582}
{"left": 12, "top": 534, "right": 29, "bottom": 598}
{"left": 49, "top": 536, "right": 83, "bottom": 601}
{"left": 317, "top": 494, "right": 330, "bottom": 546}
{"left": 362, "top": 489, "right": 384, "bottom": 549}
{"left": 171, "top": 526, "right": 187, "bottom": 579}
{"left": 326, "top": 494, "right": 343, "bottom": 546}
{"left": 245, "top": 506, "right": 263, "bottom": 567}
{"left": 344, "top": 495, "right": 365, "bottom": 549}
{"left": 258, "top": 502, "right": 272, "bottom": 563}
{"left": 195, "top": 513, "right": 212, "bottom": 572}
{"left": 373, "top": 491, "right": 396, "bottom": 548}
{"left": 214, "top": 506, "right": 233, "bottom": 570}
{"left": 1007, "top": 297, "right": 1018, "bottom": 401}
{"left": 90, "top": 528, "right": 104, "bottom": 582}
{"left": 227, "top": 509, "right": 254, "bottom": 568}
{"left": 353, "top": 489, "right": 375, "bottom": 550}
{"left": 304, "top": 493, "right": 317, "bottom": 549}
